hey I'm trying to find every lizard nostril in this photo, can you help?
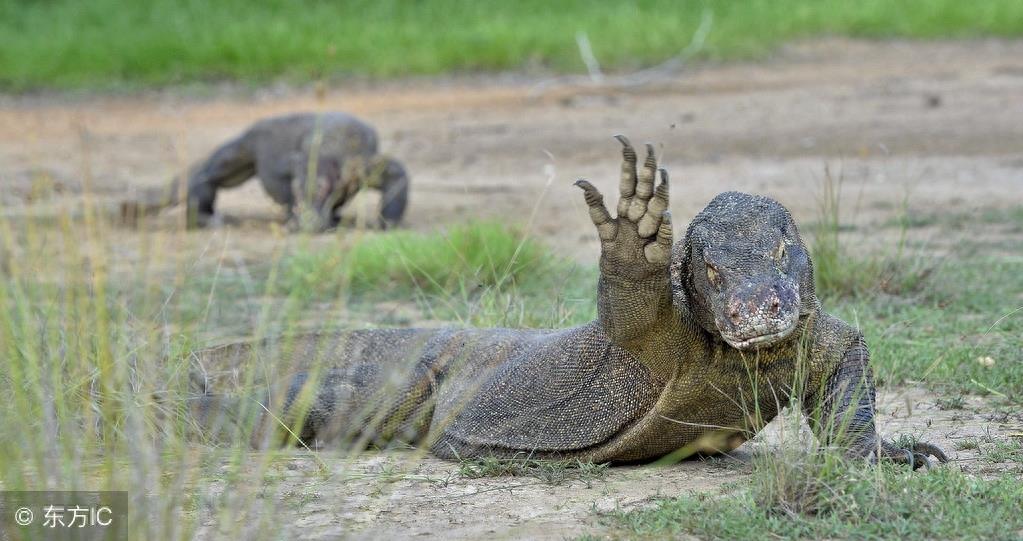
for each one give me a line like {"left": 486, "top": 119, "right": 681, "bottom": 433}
{"left": 729, "top": 309, "right": 742, "bottom": 325}
{"left": 769, "top": 297, "right": 780, "bottom": 314}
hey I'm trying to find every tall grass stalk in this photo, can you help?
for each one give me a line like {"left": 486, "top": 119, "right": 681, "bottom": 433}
{"left": 810, "top": 166, "right": 934, "bottom": 300}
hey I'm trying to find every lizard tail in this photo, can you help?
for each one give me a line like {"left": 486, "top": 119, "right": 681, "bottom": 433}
{"left": 119, "top": 172, "right": 186, "bottom": 226}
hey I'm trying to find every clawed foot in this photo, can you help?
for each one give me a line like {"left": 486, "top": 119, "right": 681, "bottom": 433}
{"left": 575, "top": 135, "right": 674, "bottom": 271}
{"left": 876, "top": 440, "right": 950, "bottom": 470}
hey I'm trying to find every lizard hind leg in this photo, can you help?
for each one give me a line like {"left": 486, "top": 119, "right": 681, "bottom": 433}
{"left": 251, "top": 370, "right": 350, "bottom": 450}
{"left": 253, "top": 362, "right": 435, "bottom": 451}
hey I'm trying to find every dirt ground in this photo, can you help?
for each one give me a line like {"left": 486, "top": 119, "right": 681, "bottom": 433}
{"left": 2, "top": 39, "right": 1022, "bottom": 539}
{"left": 4, "top": 39, "right": 1023, "bottom": 257}
{"left": 184, "top": 386, "right": 1019, "bottom": 540}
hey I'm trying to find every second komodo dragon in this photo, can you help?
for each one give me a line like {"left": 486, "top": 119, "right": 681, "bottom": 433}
{"left": 195, "top": 137, "right": 947, "bottom": 468}
{"left": 123, "top": 112, "right": 409, "bottom": 231}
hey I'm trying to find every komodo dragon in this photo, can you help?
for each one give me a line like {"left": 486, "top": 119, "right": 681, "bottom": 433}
{"left": 194, "top": 137, "right": 947, "bottom": 468}
{"left": 122, "top": 112, "right": 409, "bottom": 230}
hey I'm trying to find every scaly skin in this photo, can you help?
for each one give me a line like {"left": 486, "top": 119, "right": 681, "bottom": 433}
{"left": 120, "top": 112, "right": 409, "bottom": 230}
{"left": 195, "top": 137, "right": 947, "bottom": 468}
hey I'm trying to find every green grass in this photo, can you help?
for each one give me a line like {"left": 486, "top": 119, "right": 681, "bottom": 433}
{"left": 121, "top": 221, "right": 592, "bottom": 338}
{"left": 839, "top": 254, "right": 1023, "bottom": 399}
{"left": 2, "top": 0, "right": 1023, "bottom": 90}
{"left": 984, "top": 439, "right": 1023, "bottom": 464}
{"left": 600, "top": 452, "right": 1023, "bottom": 540}
{"left": 280, "top": 222, "right": 594, "bottom": 328}
{"left": 283, "top": 222, "right": 554, "bottom": 298}
{"left": 808, "top": 168, "right": 1023, "bottom": 400}
{"left": 811, "top": 236, "right": 1023, "bottom": 399}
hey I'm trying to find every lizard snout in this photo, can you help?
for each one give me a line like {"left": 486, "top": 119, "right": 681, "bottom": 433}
{"left": 718, "top": 280, "right": 800, "bottom": 350}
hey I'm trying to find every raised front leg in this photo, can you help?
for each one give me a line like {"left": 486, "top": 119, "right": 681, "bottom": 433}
{"left": 803, "top": 335, "right": 949, "bottom": 469}
{"left": 575, "top": 136, "right": 674, "bottom": 346}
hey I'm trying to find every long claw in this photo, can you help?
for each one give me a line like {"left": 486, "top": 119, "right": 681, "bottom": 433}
{"left": 576, "top": 179, "right": 617, "bottom": 241}
{"left": 644, "top": 143, "right": 656, "bottom": 166}
{"left": 916, "top": 442, "right": 949, "bottom": 463}
{"left": 902, "top": 448, "right": 914, "bottom": 467}
{"left": 656, "top": 211, "right": 673, "bottom": 247}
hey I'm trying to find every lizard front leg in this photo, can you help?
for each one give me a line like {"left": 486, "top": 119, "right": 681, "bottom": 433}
{"left": 575, "top": 136, "right": 674, "bottom": 347}
{"left": 804, "top": 335, "right": 949, "bottom": 469}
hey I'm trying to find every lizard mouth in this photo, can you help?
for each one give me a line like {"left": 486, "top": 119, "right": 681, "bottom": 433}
{"left": 720, "top": 321, "right": 798, "bottom": 350}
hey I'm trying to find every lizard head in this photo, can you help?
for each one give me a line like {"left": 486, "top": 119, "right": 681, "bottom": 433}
{"left": 295, "top": 154, "right": 408, "bottom": 231}
{"left": 671, "top": 192, "right": 815, "bottom": 351}
{"left": 343, "top": 155, "right": 409, "bottom": 228}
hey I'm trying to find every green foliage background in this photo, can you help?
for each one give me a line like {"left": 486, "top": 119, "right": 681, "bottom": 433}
{"left": 2, "top": 0, "right": 1022, "bottom": 90}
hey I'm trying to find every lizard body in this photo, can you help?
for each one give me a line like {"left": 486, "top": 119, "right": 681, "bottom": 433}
{"left": 195, "top": 138, "right": 946, "bottom": 467}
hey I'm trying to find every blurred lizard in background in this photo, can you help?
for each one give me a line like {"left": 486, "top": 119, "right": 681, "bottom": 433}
{"left": 121, "top": 112, "right": 409, "bottom": 231}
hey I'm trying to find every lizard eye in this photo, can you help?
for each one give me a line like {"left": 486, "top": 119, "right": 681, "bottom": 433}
{"left": 773, "top": 241, "right": 786, "bottom": 262}
{"left": 706, "top": 263, "right": 722, "bottom": 289}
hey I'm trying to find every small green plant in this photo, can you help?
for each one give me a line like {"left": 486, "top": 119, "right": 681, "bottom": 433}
{"left": 935, "top": 395, "right": 966, "bottom": 410}
{"left": 955, "top": 438, "right": 980, "bottom": 451}
{"left": 810, "top": 166, "right": 935, "bottom": 299}
{"left": 984, "top": 439, "right": 1023, "bottom": 463}
{"left": 457, "top": 455, "right": 608, "bottom": 486}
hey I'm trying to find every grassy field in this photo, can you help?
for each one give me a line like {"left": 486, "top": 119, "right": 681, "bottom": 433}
{"left": 2, "top": 0, "right": 1023, "bottom": 90}
{"left": 1, "top": 186, "right": 1021, "bottom": 537}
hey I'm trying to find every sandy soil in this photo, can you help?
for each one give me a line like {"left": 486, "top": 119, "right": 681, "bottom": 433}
{"left": 2, "top": 39, "right": 1022, "bottom": 539}
{"left": 189, "top": 386, "right": 1020, "bottom": 540}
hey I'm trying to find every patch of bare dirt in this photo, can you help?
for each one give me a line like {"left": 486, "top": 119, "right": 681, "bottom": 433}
{"left": 2, "top": 39, "right": 1022, "bottom": 262}
{"left": 185, "top": 386, "right": 1020, "bottom": 540}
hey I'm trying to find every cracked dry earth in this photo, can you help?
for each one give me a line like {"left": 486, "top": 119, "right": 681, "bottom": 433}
{"left": 2, "top": 39, "right": 1022, "bottom": 539}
